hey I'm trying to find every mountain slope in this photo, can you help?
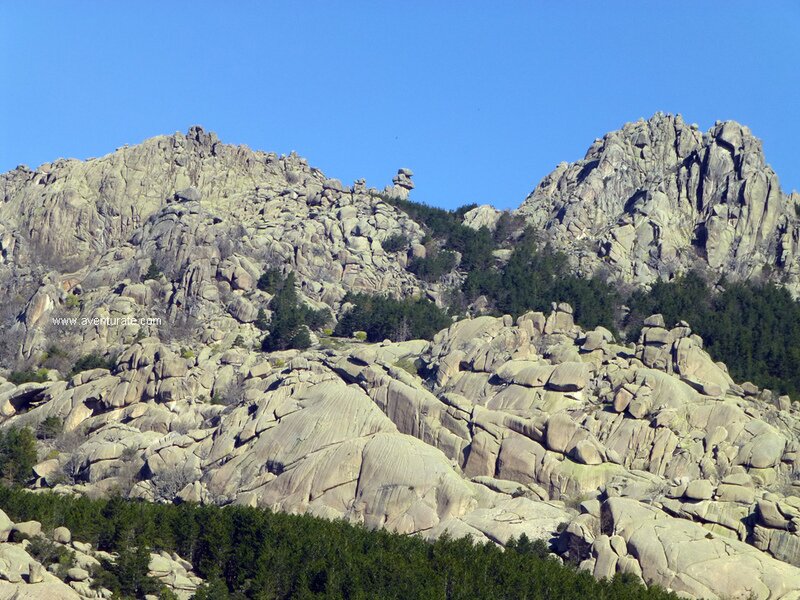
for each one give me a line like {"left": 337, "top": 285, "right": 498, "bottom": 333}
{"left": 2, "top": 120, "right": 800, "bottom": 599}
{"left": 517, "top": 113, "right": 800, "bottom": 291}
{"left": 2, "top": 306, "right": 800, "bottom": 598}
{"left": 0, "top": 126, "right": 429, "bottom": 363}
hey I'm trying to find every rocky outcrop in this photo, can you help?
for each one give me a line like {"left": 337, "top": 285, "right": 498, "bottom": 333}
{"left": 559, "top": 497, "right": 800, "bottom": 599}
{"left": 0, "top": 127, "right": 431, "bottom": 361}
{"left": 517, "top": 113, "right": 800, "bottom": 292}
{"left": 0, "top": 510, "right": 202, "bottom": 599}
{"left": 2, "top": 304, "right": 800, "bottom": 597}
{"left": 386, "top": 168, "right": 415, "bottom": 200}
{"left": 3, "top": 119, "right": 800, "bottom": 598}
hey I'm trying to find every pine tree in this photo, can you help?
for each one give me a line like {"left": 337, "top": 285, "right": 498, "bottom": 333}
{"left": 143, "top": 260, "right": 163, "bottom": 281}
{"left": 254, "top": 308, "right": 269, "bottom": 332}
{"left": 261, "top": 272, "right": 311, "bottom": 351}
{"left": 0, "top": 427, "right": 37, "bottom": 484}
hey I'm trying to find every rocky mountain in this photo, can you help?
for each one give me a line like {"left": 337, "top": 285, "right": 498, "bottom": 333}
{"left": 2, "top": 306, "right": 800, "bottom": 598}
{"left": 0, "top": 126, "right": 433, "bottom": 365}
{"left": 516, "top": 113, "right": 800, "bottom": 291}
{"left": 2, "top": 118, "right": 800, "bottom": 599}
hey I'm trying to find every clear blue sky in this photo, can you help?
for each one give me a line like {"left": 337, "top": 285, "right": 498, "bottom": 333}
{"left": 1, "top": 2, "right": 798, "bottom": 209}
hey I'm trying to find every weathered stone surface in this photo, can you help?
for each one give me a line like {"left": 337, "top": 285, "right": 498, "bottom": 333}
{"left": 517, "top": 114, "right": 800, "bottom": 300}
{"left": 1, "top": 120, "right": 800, "bottom": 598}
{"left": 547, "top": 362, "right": 591, "bottom": 392}
{"left": 1, "top": 303, "right": 799, "bottom": 598}
{"left": 0, "top": 512, "right": 10, "bottom": 544}
{"left": 684, "top": 479, "right": 714, "bottom": 501}
{"left": 561, "top": 497, "right": 800, "bottom": 599}
{"left": 11, "top": 522, "right": 40, "bottom": 538}
{"left": 0, "top": 126, "right": 433, "bottom": 365}
{"left": 52, "top": 527, "right": 71, "bottom": 544}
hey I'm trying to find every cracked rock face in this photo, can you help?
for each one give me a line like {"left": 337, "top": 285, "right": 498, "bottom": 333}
{"left": 3, "top": 306, "right": 800, "bottom": 598}
{"left": 517, "top": 113, "right": 800, "bottom": 292}
{"left": 3, "top": 120, "right": 800, "bottom": 598}
{"left": 0, "top": 126, "right": 430, "bottom": 362}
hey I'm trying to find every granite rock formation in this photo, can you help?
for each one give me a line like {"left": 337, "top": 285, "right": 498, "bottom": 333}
{"left": 2, "top": 120, "right": 800, "bottom": 598}
{"left": 2, "top": 307, "right": 800, "bottom": 597}
{"left": 517, "top": 113, "right": 800, "bottom": 292}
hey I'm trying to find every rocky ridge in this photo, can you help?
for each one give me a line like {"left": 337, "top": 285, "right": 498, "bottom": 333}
{"left": 516, "top": 113, "right": 800, "bottom": 291}
{"left": 0, "top": 126, "right": 430, "bottom": 363}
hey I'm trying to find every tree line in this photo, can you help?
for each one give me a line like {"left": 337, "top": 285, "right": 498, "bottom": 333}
{"left": 385, "top": 194, "right": 800, "bottom": 399}
{"left": 0, "top": 486, "right": 678, "bottom": 600}
{"left": 625, "top": 271, "right": 800, "bottom": 397}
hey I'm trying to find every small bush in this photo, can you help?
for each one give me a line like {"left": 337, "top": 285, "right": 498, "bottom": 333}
{"left": 54, "top": 426, "right": 88, "bottom": 454}
{"left": 7, "top": 368, "right": 49, "bottom": 385}
{"left": 41, "top": 345, "right": 71, "bottom": 372}
{"left": 212, "top": 375, "right": 246, "bottom": 407}
{"left": 393, "top": 358, "right": 419, "bottom": 376}
{"left": 70, "top": 353, "right": 115, "bottom": 376}
{"left": 37, "top": 416, "right": 64, "bottom": 440}
{"left": 150, "top": 466, "right": 197, "bottom": 502}
{"left": 45, "top": 346, "right": 68, "bottom": 358}
{"left": 493, "top": 211, "right": 525, "bottom": 244}
{"left": 0, "top": 427, "right": 37, "bottom": 484}
{"left": 382, "top": 233, "right": 409, "bottom": 253}
{"left": 143, "top": 261, "right": 163, "bottom": 282}
{"left": 180, "top": 347, "right": 195, "bottom": 359}
{"left": 27, "top": 536, "right": 75, "bottom": 580}
{"left": 9, "top": 530, "right": 31, "bottom": 543}
{"left": 64, "top": 294, "right": 80, "bottom": 309}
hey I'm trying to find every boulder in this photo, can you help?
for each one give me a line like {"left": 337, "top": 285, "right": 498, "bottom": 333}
{"left": 66, "top": 567, "right": 90, "bottom": 582}
{"left": 12, "top": 521, "right": 41, "bottom": 539}
{"left": 547, "top": 362, "right": 591, "bottom": 392}
{"left": 52, "top": 527, "right": 72, "bottom": 544}
{"left": 0, "top": 510, "right": 12, "bottom": 542}
{"left": 684, "top": 479, "right": 714, "bottom": 501}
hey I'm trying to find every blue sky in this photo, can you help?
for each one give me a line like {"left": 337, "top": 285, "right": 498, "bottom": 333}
{"left": 1, "top": 2, "right": 798, "bottom": 209}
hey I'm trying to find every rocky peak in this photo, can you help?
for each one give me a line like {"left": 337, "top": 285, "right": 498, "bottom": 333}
{"left": 386, "top": 167, "right": 415, "bottom": 200}
{"left": 517, "top": 113, "right": 798, "bottom": 291}
{"left": 0, "top": 128, "right": 433, "bottom": 361}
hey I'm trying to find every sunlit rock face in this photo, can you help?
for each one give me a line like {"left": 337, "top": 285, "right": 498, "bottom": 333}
{"left": 3, "top": 305, "right": 800, "bottom": 598}
{"left": 517, "top": 113, "right": 800, "bottom": 294}
{"left": 3, "top": 119, "right": 800, "bottom": 598}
